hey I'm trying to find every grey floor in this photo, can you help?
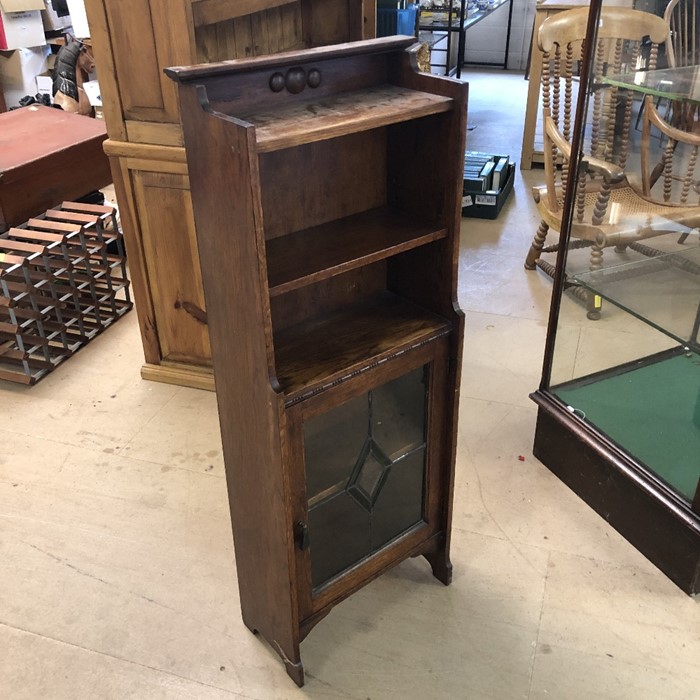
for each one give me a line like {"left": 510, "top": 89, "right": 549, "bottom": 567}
{"left": 1, "top": 70, "right": 698, "bottom": 699}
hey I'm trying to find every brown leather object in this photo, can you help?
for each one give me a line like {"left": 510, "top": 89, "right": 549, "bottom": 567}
{"left": 0, "top": 105, "right": 111, "bottom": 232}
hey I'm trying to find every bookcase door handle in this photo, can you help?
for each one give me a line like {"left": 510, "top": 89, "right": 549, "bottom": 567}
{"left": 295, "top": 521, "right": 310, "bottom": 551}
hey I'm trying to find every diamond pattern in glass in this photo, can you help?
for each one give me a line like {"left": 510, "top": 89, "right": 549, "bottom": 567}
{"left": 347, "top": 438, "right": 393, "bottom": 511}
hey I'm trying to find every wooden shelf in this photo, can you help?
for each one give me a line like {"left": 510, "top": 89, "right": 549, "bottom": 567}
{"left": 246, "top": 85, "right": 453, "bottom": 152}
{"left": 266, "top": 207, "right": 447, "bottom": 297}
{"left": 274, "top": 293, "right": 451, "bottom": 401}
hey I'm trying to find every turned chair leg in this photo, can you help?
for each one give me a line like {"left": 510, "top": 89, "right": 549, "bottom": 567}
{"left": 586, "top": 243, "right": 604, "bottom": 320}
{"left": 525, "top": 220, "right": 549, "bottom": 269}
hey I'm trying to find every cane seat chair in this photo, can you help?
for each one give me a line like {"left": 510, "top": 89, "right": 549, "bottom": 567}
{"left": 522, "top": 7, "right": 700, "bottom": 318}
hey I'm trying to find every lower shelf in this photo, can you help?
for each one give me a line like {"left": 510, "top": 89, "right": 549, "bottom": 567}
{"left": 274, "top": 292, "right": 451, "bottom": 404}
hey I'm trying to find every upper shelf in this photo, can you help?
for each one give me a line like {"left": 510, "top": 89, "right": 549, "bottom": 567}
{"left": 242, "top": 85, "right": 454, "bottom": 152}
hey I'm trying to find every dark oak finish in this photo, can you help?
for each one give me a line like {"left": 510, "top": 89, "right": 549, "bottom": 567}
{"left": 168, "top": 37, "right": 467, "bottom": 685}
{"left": 245, "top": 85, "right": 453, "bottom": 151}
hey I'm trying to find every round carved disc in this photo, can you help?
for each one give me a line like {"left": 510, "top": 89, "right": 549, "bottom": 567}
{"left": 269, "top": 72, "right": 285, "bottom": 92}
{"left": 307, "top": 69, "right": 322, "bottom": 89}
{"left": 285, "top": 68, "right": 307, "bottom": 94}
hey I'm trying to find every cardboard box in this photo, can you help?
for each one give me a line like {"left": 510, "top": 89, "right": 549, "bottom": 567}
{"left": 0, "top": 43, "right": 50, "bottom": 106}
{"left": 41, "top": 0, "right": 71, "bottom": 31}
{"left": 35, "top": 70, "right": 51, "bottom": 99}
{"left": 81, "top": 78, "right": 100, "bottom": 106}
{"left": 65, "top": 0, "right": 87, "bottom": 38}
{"left": 0, "top": 0, "right": 46, "bottom": 50}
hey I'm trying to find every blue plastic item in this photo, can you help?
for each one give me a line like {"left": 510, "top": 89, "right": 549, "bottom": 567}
{"left": 377, "top": 5, "right": 418, "bottom": 37}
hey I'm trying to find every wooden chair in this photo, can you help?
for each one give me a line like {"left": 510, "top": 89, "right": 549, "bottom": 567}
{"left": 663, "top": 0, "right": 700, "bottom": 170}
{"left": 639, "top": 93, "right": 700, "bottom": 224}
{"left": 665, "top": 0, "right": 699, "bottom": 69}
{"left": 523, "top": 7, "right": 696, "bottom": 318}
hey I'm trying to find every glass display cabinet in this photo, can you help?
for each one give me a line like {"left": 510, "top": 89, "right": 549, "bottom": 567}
{"left": 529, "top": 0, "right": 700, "bottom": 595}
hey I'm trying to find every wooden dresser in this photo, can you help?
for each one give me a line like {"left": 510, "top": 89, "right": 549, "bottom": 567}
{"left": 83, "top": 0, "right": 374, "bottom": 389}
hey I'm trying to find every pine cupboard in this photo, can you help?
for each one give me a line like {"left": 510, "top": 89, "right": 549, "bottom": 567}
{"left": 83, "top": 0, "right": 373, "bottom": 388}
{"left": 167, "top": 36, "right": 467, "bottom": 685}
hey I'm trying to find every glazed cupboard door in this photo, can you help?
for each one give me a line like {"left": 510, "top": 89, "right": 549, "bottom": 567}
{"left": 291, "top": 339, "right": 450, "bottom": 618}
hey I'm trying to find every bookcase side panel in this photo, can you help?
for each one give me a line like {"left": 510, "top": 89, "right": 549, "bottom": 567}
{"left": 177, "top": 84, "right": 300, "bottom": 660}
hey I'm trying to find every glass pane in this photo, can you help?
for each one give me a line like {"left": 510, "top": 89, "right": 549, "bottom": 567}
{"left": 356, "top": 449, "right": 384, "bottom": 498}
{"left": 604, "top": 66, "right": 700, "bottom": 103}
{"left": 303, "top": 366, "right": 428, "bottom": 589}
{"left": 540, "top": 0, "right": 700, "bottom": 504}
{"left": 371, "top": 447, "right": 427, "bottom": 548}
{"left": 349, "top": 442, "right": 390, "bottom": 510}
{"left": 572, "top": 248, "right": 700, "bottom": 347}
{"left": 308, "top": 493, "right": 370, "bottom": 588}
{"left": 372, "top": 366, "right": 427, "bottom": 459}
{"left": 304, "top": 392, "right": 367, "bottom": 500}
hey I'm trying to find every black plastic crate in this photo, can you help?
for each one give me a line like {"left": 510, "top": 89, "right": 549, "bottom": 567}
{"left": 462, "top": 162, "right": 515, "bottom": 219}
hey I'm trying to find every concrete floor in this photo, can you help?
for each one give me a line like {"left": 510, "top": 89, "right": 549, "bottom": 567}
{"left": 1, "top": 70, "right": 698, "bottom": 699}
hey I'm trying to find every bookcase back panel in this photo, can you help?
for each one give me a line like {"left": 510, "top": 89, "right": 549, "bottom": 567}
{"left": 269, "top": 262, "right": 387, "bottom": 332}
{"left": 204, "top": 53, "right": 389, "bottom": 115}
{"left": 388, "top": 241, "right": 459, "bottom": 319}
{"left": 194, "top": 0, "right": 361, "bottom": 65}
{"left": 269, "top": 245, "right": 458, "bottom": 334}
{"left": 387, "top": 113, "right": 454, "bottom": 224}
{"left": 260, "top": 131, "right": 387, "bottom": 240}
{"left": 300, "top": 0, "right": 364, "bottom": 47}
{"left": 195, "top": 5, "right": 304, "bottom": 64}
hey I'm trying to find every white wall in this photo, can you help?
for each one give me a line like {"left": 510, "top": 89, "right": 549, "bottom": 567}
{"left": 463, "top": 0, "right": 536, "bottom": 70}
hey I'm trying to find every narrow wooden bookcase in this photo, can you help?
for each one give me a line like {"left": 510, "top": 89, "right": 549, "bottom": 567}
{"left": 167, "top": 36, "right": 467, "bottom": 686}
